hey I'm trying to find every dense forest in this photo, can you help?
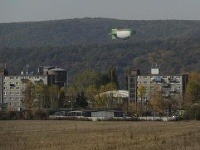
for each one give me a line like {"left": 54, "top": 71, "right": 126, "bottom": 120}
{"left": 0, "top": 18, "right": 200, "bottom": 88}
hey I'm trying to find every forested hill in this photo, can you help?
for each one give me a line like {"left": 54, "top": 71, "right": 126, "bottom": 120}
{"left": 1, "top": 18, "right": 200, "bottom": 48}
{"left": 0, "top": 18, "right": 200, "bottom": 88}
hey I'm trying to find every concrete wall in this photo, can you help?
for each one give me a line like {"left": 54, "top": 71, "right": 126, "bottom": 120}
{"left": 91, "top": 111, "right": 115, "bottom": 118}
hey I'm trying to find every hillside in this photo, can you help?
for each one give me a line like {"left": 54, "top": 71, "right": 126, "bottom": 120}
{"left": 0, "top": 18, "right": 200, "bottom": 88}
{"left": 1, "top": 18, "right": 200, "bottom": 48}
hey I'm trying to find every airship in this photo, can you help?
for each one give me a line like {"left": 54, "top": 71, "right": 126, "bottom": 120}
{"left": 109, "top": 28, "right": 136, "bottom": 39}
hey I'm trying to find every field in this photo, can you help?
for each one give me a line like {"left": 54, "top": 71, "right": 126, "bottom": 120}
{"left": 0, "top": 120, "right": 200, "bottom": 150}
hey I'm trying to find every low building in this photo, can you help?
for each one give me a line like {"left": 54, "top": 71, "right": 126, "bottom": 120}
{"left": 91, "top": 111, "right": 123, "bottom": 118}
{"left": 98, "top": 90, "right": 129, "bottom": 109}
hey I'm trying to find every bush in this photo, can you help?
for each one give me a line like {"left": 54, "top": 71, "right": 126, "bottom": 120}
{"left": 0, "top": 111, "right": 24, "bottom": 120}
{"left": 183, "top": 104, "right": 200, "bottom": 120}
{"left": 24, "top": 110, "right": 33, "bottom": 120}
{"left": 33, "top": 109, "right": 48, "bottom": 119}
{"left": 0, "top": 111, "right": 7, "bottom": 120}
{"left": 7, "top": 111, "right": 17, "bottom": 120}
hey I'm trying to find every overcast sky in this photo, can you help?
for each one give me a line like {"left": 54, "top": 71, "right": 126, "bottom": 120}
{"left": 1, "top": 0, "right": 200, "bottom": 23}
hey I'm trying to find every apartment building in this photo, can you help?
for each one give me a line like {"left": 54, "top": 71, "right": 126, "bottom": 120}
{"left": 1, "top": 66, "right": 67, "bottom": 111}
{"left": 3, "top": 75, "right": 48, "bottom": 111}
{"left": 128, "top": 67, "right": 188, "bottom": 105}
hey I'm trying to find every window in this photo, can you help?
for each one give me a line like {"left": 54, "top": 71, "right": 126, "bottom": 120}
{"left": 130, "top": 89, "right": 136, "bottom": 93}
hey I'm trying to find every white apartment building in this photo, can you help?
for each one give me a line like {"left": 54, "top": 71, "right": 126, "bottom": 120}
{"left": 3, "top": 75, "right": 48, "bottom": 111}
{"left": 128, "top": 68, "right": 188, "bottom": 105}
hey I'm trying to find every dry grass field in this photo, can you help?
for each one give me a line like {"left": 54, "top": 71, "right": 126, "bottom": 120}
{"left": 0, "top": 120, "right": 200, "bottom": 150}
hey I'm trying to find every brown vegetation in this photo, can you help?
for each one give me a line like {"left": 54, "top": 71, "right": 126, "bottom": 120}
{"left": 0, "top": 120, "right": 200, "bottom": 150}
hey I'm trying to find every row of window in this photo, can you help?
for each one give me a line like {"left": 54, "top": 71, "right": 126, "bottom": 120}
{"left": 4, "top": 86, "right": 23, "bottom": 90}
{"left": 4, "top": 91, "right": 22, "bottom": 95}
{"left": 8, "top": 102, "right": 21, "bottom": 107}
{"left": 4, "top": 76, "right": 46, "bottom": 80}
{"left": 137, "top": 80, "right": 181, "bottom": 84}
{"left": 4, "top": 97, "right": 22, "bottom": 101}
{"left": 4, "top": 82, "right": 19, "bottom": 85}
{"left": 138, "top": 76, "right": 182, "bottom": 79}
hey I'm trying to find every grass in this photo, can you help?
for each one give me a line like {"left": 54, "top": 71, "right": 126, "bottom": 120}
{"left": 0, "top": 120, "right": 200, "bottom": 150}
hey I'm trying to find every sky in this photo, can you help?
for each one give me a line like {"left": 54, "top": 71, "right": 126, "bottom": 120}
{"left": 1, "top": 0, "right": 200, "bottom": 23}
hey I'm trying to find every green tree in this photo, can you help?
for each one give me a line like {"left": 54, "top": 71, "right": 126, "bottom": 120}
{"left": 58, "top": 87, "right": 66, "bottom": 108}
{"left": 99, "top": 82, "right": 118, "bottom": 93}
{"left": 86, "top": 85, "right": 98, "bottom": 109}
{"left": 164, "top": 94, "right": 183, "bottom": 116}
{"left": 65, "top": 85, "right": 78, "bottom": 110}
{"left": 108, "top": 66, "right": 119, "bottom": 89}
{"left": 75, "top": 91, "right": 88, "bottom": 109}
{"left": 137, "top": 85, "right": 146, "bottom": 111}
{"left": 23, "top": 81, "right": 35, "bottom": 111}
{"left": 183, "top": 103, "right": 200, "bottom": 120}
{"left": 34, "top": 82, "right": 48, "bottom": 109}
{"left": 185, "top": 71, "right": 200, "bottom": 103}
{"left": 23, "top": 81, "right": 35, "bottom": 119}
{"left": 48, "top": 85, "right": 59, "bottom": 111}
{"left": 94, "top": 83, "right": 118, "bottom": 110}
{"left": 95, "top": 94, "right": 109, "bottom": 110}
{"left": 73, "top": 70, "right": 102, "bottom": 92}
{"left": 150, "top": 90, "right": 166, "bottom": 116}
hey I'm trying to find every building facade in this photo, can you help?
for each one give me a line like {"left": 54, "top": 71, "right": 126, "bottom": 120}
{"left": 128, "top": 68, "right": 188, "bottom": 106}
{"left": 3, "top": 75, "right": 48, "bottom": 111}
{"left": 1, "top": 66, "right": 67, "bottom": 111}
{"left": 128, "top": 69, "right": 140, "bottom": 104}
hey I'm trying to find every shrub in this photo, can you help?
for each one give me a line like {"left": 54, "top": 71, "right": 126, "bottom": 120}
{"left": 7, "top": 111, "right": 17, "bottom": 120}
{"left": 0, "top": 111, "right": 24, "bottom": 120}
{"left": 0, "top": 111, "right": 6, "bottom": 120}
{"left": 24, "top": 110, "right": 33, "bottom": 120}
{"left": 33, "top": 109, "right": 48, "bottom": 119}
{"left": 183, "top": 104, "right": 200, "bottom": 120}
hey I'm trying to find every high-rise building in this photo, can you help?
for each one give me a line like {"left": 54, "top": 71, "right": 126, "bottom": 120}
{"left": 0, "top": 63, "right": 8, "bottom": 104}
{"left": 1, "top": 66, "right": 67, "bottom": 111}
{"left": 128, "top": 67, "right": 188, "bottom": 106}
{"left": 128, "top": 68, "right": 140, "bottom": 104}
{"left": 3, "top": 75, "right": 48, "bottom": 111}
